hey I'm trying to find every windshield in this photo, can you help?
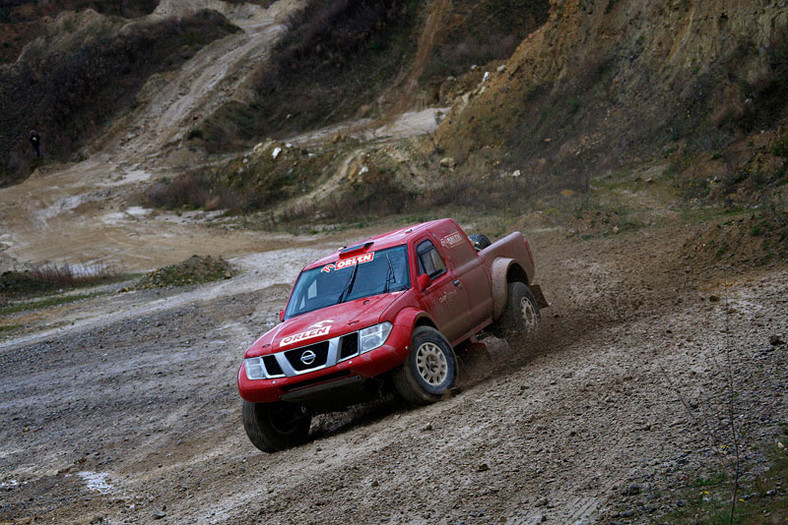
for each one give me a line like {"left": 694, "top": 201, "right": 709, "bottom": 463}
{"left": 284, "top": 245, "right": 411, "bottom": 319}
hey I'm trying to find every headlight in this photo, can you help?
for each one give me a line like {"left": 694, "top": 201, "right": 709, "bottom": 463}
{"left": 244, "top": 357, "right": 265, "bottom": 380}
{"left": 359, "top": 322, "right": 392, "bottom": 353}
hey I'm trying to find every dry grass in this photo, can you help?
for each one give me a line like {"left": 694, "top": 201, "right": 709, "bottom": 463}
{"left": 1, "top": 262, "right": 121, "bottom": 298}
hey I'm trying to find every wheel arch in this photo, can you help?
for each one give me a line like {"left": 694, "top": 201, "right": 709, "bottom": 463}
{"left": 491, "top": 258, "right": 530, "bottom": 320}
{"left": 390, "top": 307, "right": 439, "bottom": 358}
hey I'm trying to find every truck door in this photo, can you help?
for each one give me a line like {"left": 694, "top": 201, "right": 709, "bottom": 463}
{"left": 432, "top": 224, "right": 494, "bottom": 330}
{"left": 414, "top": 238, "right": 472, "bottom": 343}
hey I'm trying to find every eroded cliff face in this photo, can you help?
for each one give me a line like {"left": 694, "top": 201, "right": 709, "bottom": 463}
{"left": 435, "top": 0, "right": 787, "bottom": 187}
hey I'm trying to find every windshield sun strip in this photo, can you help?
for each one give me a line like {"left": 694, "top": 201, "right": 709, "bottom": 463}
{"left": 284, "top": 245, "right": 410, "bottom": 319}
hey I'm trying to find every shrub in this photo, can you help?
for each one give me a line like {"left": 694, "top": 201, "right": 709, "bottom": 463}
{"left": 202, "top": 0, "right": 416, "bottom": 151}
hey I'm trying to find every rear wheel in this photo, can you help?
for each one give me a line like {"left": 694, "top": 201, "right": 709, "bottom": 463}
{"left": 493, "top": 281, "right": 541, "bottom": 343}
{"left": 242, "top": 400, "right": 311, "bottom": 452}
{"left": 393, "top": 326, "right": 457, "bottom": 405}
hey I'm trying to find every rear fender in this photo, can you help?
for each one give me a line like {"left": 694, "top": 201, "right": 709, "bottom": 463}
{"left": 490, "top": 257, "right": 515, "bottom": 319}
{"left": 490, "top": 258, "right": 548, "bottom": 317}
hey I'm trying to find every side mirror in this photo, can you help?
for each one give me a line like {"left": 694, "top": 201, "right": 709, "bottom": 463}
{"left": 417, "top": 274, "right": 431, "bottom": 292}
{"left": 279, "top": 310, "right": 285, "bottom": 323}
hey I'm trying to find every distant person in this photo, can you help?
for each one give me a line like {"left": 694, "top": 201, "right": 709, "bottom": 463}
{"left": 29, "top": 130, "right": 41, "bottom": 157}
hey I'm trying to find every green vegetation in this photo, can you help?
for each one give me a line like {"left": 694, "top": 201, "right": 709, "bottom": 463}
{"left": 660, "top": 447, "right": 788, "bottom": 524}
{"left": 0, "top": 323, "right": 22, "bottom": 334}
{"left": 1, "top": 263, "right": 120, "bottom": 299}
{"left": 146, "top": 139, "right": 356, "bottom": 213}
{"left": 0, "top": 292, "right": 104, "bottom": 316}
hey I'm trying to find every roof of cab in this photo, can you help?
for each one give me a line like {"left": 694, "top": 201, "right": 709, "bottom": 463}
{"left": 303, "top": 218, "right": 454, "bottom": 270}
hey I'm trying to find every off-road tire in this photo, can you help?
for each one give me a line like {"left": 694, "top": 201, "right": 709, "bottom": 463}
{"left": 468, "top": 234, "right": 492, "bottom": 251}
{"left": 493, "top": 281, "right": 541, "bottom": 343}
{"left": 242, "top": 400, "right": 311, "bottom": 453}
{"left": 393, "top": 326, "right": 457, "bottom": 406}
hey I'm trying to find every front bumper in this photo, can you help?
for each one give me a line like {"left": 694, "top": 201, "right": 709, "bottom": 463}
{"left": 238, "top": 332, "right": 410, "bottom": 404}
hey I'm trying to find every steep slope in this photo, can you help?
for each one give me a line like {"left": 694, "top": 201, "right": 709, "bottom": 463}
{"left": 0, "top": 7, "right": 240, "bottom": 185}
{"left": 435, "top": 0, "right": 787, "bottom": 190}
{"left": 95, "top": 0, "right": 307, "bottom": 163}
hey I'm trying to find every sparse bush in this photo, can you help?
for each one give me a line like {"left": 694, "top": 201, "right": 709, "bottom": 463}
{"left": 202, "top": 0, "right": 416, "bottom": 151}
{"left": 145, "top": 172, "right": 243, "bottom": 212}
{"left": 186, "top": 128, "right": 204, "bottom": 141}
{"left": 133, "top": 255, "right": 234, "bottom": 289}
{"left": 421, "top": 0, "right": 548, "bottom": 81}
{"left": 146, "top": 173, "right": 212, "bottom": 210}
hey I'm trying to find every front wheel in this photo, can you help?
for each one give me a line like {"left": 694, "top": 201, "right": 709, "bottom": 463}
{"left": 393, "top": 326, "right": 457, "bottom": 406}
{"left": 493, "top": 281, "right": 541, "bottom": 343}
{"left": 242, "top": 401, "right": 311, "bottom": 452}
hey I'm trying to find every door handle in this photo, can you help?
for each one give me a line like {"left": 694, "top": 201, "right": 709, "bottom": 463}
{"left": 453, "top": 279, "right": 462, "bottom": 287}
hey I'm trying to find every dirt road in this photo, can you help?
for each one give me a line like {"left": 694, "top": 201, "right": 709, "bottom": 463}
{"left": 2, "top": 220, "right": 785, "bottom": 524}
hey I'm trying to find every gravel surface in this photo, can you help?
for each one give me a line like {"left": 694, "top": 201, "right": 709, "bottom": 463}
{"left": 1, "top": 223, "right": 786, "bottom": 524}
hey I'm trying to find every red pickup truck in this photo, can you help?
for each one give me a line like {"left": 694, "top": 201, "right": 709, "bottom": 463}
{"left": 237, "top": 218, "right": 547, "bottom": 452}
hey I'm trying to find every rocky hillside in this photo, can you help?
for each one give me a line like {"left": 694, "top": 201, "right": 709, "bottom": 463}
{"left": 0, "top": 6, "right": 239, "bottom": 184}
{"left": 0, "top": 0, "right": 785, "bottom": 222}
{"left": 436, "top": 0, "right": 787, "bottom": 200}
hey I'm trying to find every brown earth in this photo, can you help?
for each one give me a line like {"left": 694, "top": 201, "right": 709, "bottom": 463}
{"left": 434, "top": 0, "right": 788, "bottom": 190}
{"left": 1, "top": 209, "right": 786, "bottom": 524}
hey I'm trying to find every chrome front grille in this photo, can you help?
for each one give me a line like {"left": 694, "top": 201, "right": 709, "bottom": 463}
{"left": 259, "top": 331, "right": 361, "bottom": 378}
{"left": 284, "top": 341, "right": 330, "bottom": 372}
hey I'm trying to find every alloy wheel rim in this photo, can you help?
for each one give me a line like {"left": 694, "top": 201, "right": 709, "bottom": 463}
{"left": 415, "top": 342, "right": 448, "bottom": 386}
{"left": 519, "top": 297, "right": 538, "bottom": 333}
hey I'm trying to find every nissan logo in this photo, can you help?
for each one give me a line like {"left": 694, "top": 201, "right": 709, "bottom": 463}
{"left": 300, "top": 350, "right": 317, "bottom": 366}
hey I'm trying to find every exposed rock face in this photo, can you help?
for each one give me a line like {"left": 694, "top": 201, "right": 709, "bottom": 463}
{"left": 435, "top": 0, "right": 787, "bottom": 178}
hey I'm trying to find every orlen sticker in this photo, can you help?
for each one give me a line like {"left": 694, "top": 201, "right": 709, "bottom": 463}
{"left": 440, "top": 232, "right": 464, "bottom": 249}
{"left": 280, "top": 320, "right": 334, "bottom": 347}
{"left": 321, "top": 264, "right": 336, "bottom": 273}
{"left": 335, "top": 252, "right": 375, "bottom": 270}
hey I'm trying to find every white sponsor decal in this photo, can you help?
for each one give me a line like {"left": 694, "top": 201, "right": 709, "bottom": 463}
{"left": 280, "top": 320, "right": 334, "bottom": 347}
{"left": 440, "top": 232, "right": 464, "bottom": 249}
{"left": 336, "top": 252, "right": 375, "bottom": 270}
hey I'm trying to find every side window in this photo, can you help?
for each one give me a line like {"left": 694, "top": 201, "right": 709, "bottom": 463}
{"left": 416, "top": 240, "right": 446, "bottom": 278}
